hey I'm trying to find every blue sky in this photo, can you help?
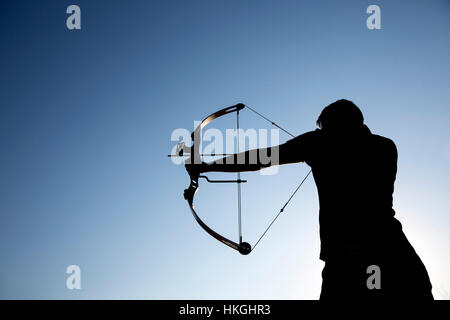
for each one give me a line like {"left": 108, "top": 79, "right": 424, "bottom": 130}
{"left": 1, "top": 0, "right": 449, "bottom": 299}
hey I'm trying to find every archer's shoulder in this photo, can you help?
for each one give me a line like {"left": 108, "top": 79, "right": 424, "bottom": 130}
{"left": 300, "top": 129, "right": 322, "bottom": 139}
{"left": 370, "top": 133, "right": 398, "bottom": 153}
{"left": 291, "top": 129, "right": 322, "bottom": 144}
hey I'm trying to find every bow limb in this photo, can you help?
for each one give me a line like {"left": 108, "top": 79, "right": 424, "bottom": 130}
{"left": 183, "top": 103, "right": 251, "bottom": 255}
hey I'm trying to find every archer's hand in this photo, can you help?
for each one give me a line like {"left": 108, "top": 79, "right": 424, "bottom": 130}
{"left": 185, "top": 161, "right": 207, "bottom": 178}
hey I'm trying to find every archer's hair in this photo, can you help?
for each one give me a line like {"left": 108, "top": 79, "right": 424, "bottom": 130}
{"left": 316, "top": 99, "right": 364, "bottom": 130}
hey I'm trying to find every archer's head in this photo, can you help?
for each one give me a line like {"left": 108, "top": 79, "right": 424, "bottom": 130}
{"left": 316, "top": 99, "right": 365, "bottom": 132}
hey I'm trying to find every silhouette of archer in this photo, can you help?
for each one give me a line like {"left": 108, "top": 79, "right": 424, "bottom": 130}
{"left": 187, "top": 99, "right": 433, "bottom": 300}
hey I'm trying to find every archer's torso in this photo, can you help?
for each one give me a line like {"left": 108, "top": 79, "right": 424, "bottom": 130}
{"left": 285, "top": 125, "right": 403, "bottom": 261}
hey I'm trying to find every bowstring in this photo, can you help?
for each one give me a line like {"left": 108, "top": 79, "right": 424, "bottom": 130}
{"left": 244, "top": 104, "right": 312, "bottom": 252}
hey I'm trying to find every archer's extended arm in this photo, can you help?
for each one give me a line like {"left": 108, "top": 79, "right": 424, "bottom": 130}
{"left": 201, "top": 132, "right": 314, "bottom": 173}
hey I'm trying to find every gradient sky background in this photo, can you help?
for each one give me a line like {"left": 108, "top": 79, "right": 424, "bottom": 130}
{"left": 1, "top": 0, "right": 449, "bottom": 299}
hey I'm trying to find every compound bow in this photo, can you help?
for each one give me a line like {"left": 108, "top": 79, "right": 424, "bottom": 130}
{"left": 170, "top": 103, "right": 311, "bottom": 255}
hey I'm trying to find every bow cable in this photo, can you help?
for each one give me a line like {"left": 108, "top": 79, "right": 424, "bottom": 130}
{"left": 244, "top": 104, "right": 312, "bottom": 252}
{"left": 236, "top": 109, "right": 243, "bottom": 245}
